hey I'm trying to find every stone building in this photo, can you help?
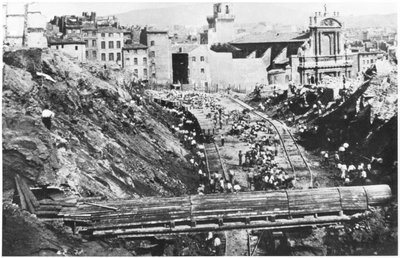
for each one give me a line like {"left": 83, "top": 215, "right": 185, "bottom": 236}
{"left": 293, "top": 8, "right": 353, "bottom": 84}
{"left": 140, "top": 28, "right": 172, "bottom": 84}
{"left": 48, "top": 37, "right": 86, "bottom": 62}
{"left": 172, "top": 44, "right": 211, "bottom": 89}
{"left": 97, "top": 26, "right": 124, "bottom": 65}
{"left": 82, "top": 26, "right": 98, "bottom": 61}
{"left": 207, "top": 3, "right": 235, "bottom": 45}
{"left": 352, "top": 51, "right": 380, "bottom": 74}
{"left": 122, "top": 43, "right": 149, "bottom": 81}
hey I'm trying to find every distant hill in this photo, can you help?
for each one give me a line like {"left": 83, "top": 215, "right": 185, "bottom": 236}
{"left": 114, "top": 3, "right": 397, "bottom": 30}
{"left": 341, "top": 13, "right": 397, "bottom": 29}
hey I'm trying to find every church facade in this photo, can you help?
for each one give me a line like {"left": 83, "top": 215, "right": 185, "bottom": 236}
{"left": 292, "top": 8, "right": 353, "bottom": 84}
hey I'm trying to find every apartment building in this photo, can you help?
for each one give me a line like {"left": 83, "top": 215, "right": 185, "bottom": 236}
{"left": 97, "top": 26, "right": 124, "bottom": 65}
{"left": 122, "top": 43, "right": 149, "bottom": 80}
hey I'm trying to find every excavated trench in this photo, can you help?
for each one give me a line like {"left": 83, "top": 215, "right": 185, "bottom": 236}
{"left": 2, "top": 48, "right": 397, "bottom": 256}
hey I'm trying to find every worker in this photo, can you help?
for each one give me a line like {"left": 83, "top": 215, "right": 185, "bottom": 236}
{"left": 221, "top": 135, "right": 225, "bottom": 147}
{"left": 228, "top": 170, "right": 235, "bottom": 183}
{"left": 226, "top": 181, "right": 233, "bottom": 193}
{"left": 41, "top": 104, "right": 55, "bottom": 130}
{"left": 233, "top": 181, "right": 241, "bottom": 193}
{"left": 238, "top": 150, "right": 243, "bottom": 166}
{"left": 213, "top": 236, "right": 222, "bottom": 255}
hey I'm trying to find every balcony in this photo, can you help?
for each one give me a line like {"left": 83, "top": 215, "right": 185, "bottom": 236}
{"left": 299, "top": 55, "right": 353, "bottom": 69}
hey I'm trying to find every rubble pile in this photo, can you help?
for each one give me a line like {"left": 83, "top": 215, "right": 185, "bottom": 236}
{"left": 3, "top": 48, "right": 196, "bottom": 201}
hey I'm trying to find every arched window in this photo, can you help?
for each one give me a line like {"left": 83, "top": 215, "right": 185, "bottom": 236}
{"left": 225, "top": 5, "right": 229, "bottom": 14}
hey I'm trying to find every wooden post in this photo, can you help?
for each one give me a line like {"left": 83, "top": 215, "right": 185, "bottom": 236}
{"left": 14, "top": 177, "right": 27, "bottom": 210}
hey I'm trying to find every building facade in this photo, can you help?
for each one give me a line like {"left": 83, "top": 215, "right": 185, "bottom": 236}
{"left": 292, "top": 9, "right": 353, "bottom": 84}
{"left": 82, "top": 26, "right": 97, "bottom": 61}
{"left": 48, "top": 38, "right": 86, "bottom": 62}
{"left": 140, "top": 28, "right": 172, "bottom": 84}
{"left": 172, "top": 44, "right": 211, "bottom": 89}
{"left": 97, "top": 26, "right": 124, "bottom": 65}
{"left": 122, "top": 43, "right": 149, "bottom": 80}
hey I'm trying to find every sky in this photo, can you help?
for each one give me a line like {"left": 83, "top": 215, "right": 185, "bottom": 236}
{"left": 4, "top": 1, "right": 399, "bottom": 22}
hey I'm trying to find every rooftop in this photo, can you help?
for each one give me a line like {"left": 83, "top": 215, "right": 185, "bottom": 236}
{"left": 97, "top": 26, "right": 123, "bottom": 33}
{"left": 230, "top": 32, "right": 309, "bottom": 44}
{"left": 171, "top": 44, "right": 200, "bottom": 53}
{"left": 123, "top": 43, "right": 148, "bottom": 50}
{"left": 48, "top": 37, "right": 86, "bottom": 45}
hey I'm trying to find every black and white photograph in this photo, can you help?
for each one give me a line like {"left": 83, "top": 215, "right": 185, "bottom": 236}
{"left": 2, "top": 0, "right": 398, "bottom": 256}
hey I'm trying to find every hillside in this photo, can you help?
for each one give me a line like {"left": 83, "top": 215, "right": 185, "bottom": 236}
{"left": 3, "top": 48, "right": 198, "bottom": 202}
{"left": 114, "top": 3, "right": 397, "bottom": 29}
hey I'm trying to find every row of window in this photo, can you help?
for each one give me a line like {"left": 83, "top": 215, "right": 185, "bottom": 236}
{"left": 192, "top": 56, "right": 205, "bottom": 62}
{"left": 362, "top": 59, "right": 375, "bottom": 65}
{"left": 83, "top": 31, "right": 97, "bottom": 37}
{"left": 100, "top": 41, "right": 121, "bottom": 49}
{"left": 55, "top": 45, "right": 80, "bottom": 50}
{"left": 99, "top": 32, "right": 123, "bottom": 38}
{"left": 86, "top": 50, "right": 97, "bottom": 59}
{"left": 125, "top": 57, "right": 147, "bottom": 65}
{"left": 101, "top": 52, "right": 121, "bottom": 61}
{"left": 187, "top": 68, "right": 206, "bottom": 75}
{"left": 132, "top": 68, "right": 148, "bottom": 76}
{"left": 85, "top": 39, "right": 97, "bottom": 47}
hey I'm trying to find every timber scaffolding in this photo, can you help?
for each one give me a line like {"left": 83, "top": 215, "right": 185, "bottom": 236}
{"left": 19, "top": 183, "right": 392, "bottom": 238}
{"left": 228, "top": 97, "right": 314, "bottom": 188}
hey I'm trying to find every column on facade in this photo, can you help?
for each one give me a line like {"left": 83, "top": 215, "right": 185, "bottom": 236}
{"left": 333, "top": 32, "right": 336, "bottom": 55}
{"left": 314, "top": 29, "right": 318, "bottom": 56}
{"left": 337, "top": 32, "right": 340, "bottom": 54}
{"left": 318, "top": 32, "right": 322, "bottom": 55}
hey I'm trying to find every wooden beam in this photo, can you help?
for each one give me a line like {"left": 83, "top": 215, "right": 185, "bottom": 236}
{"left": 18, "top": 176, "right": 39, "bottom": 207}
{"left": 14, "top": 176, "right": 27, "bottom": 210}
{"left": 83, "top": 202, "right": 118, "bottom": 211}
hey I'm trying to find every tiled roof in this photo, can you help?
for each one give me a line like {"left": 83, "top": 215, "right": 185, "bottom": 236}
{"left": 230, "top": 32, "right": 309, "bottom": 44}
{"left": 123, "top": 43, "right": 148, "bottom": 50}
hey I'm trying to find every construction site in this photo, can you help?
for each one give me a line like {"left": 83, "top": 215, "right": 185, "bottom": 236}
{"left": 2, "top": 2, "right": 398, "bottom": 257}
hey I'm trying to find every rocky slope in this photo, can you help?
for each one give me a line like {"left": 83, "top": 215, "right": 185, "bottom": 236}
{"left": 3, "top": 48, "right": 197, "bottom": 200}
{"left": 3, "top": 48, "right": 203, "bottom": 255}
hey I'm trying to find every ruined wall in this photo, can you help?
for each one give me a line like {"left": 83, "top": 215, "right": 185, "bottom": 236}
{"left": 209, "top": 51, "right": 233, "bottom": 89}
{"left": 49, "top": 44, "right": 86, "bottom": 62}
{"left": 232, "top": 57, "right": 267, "bottom": 90}
{"left": 208, "top": 50, "right": 267, "bottom": 91}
